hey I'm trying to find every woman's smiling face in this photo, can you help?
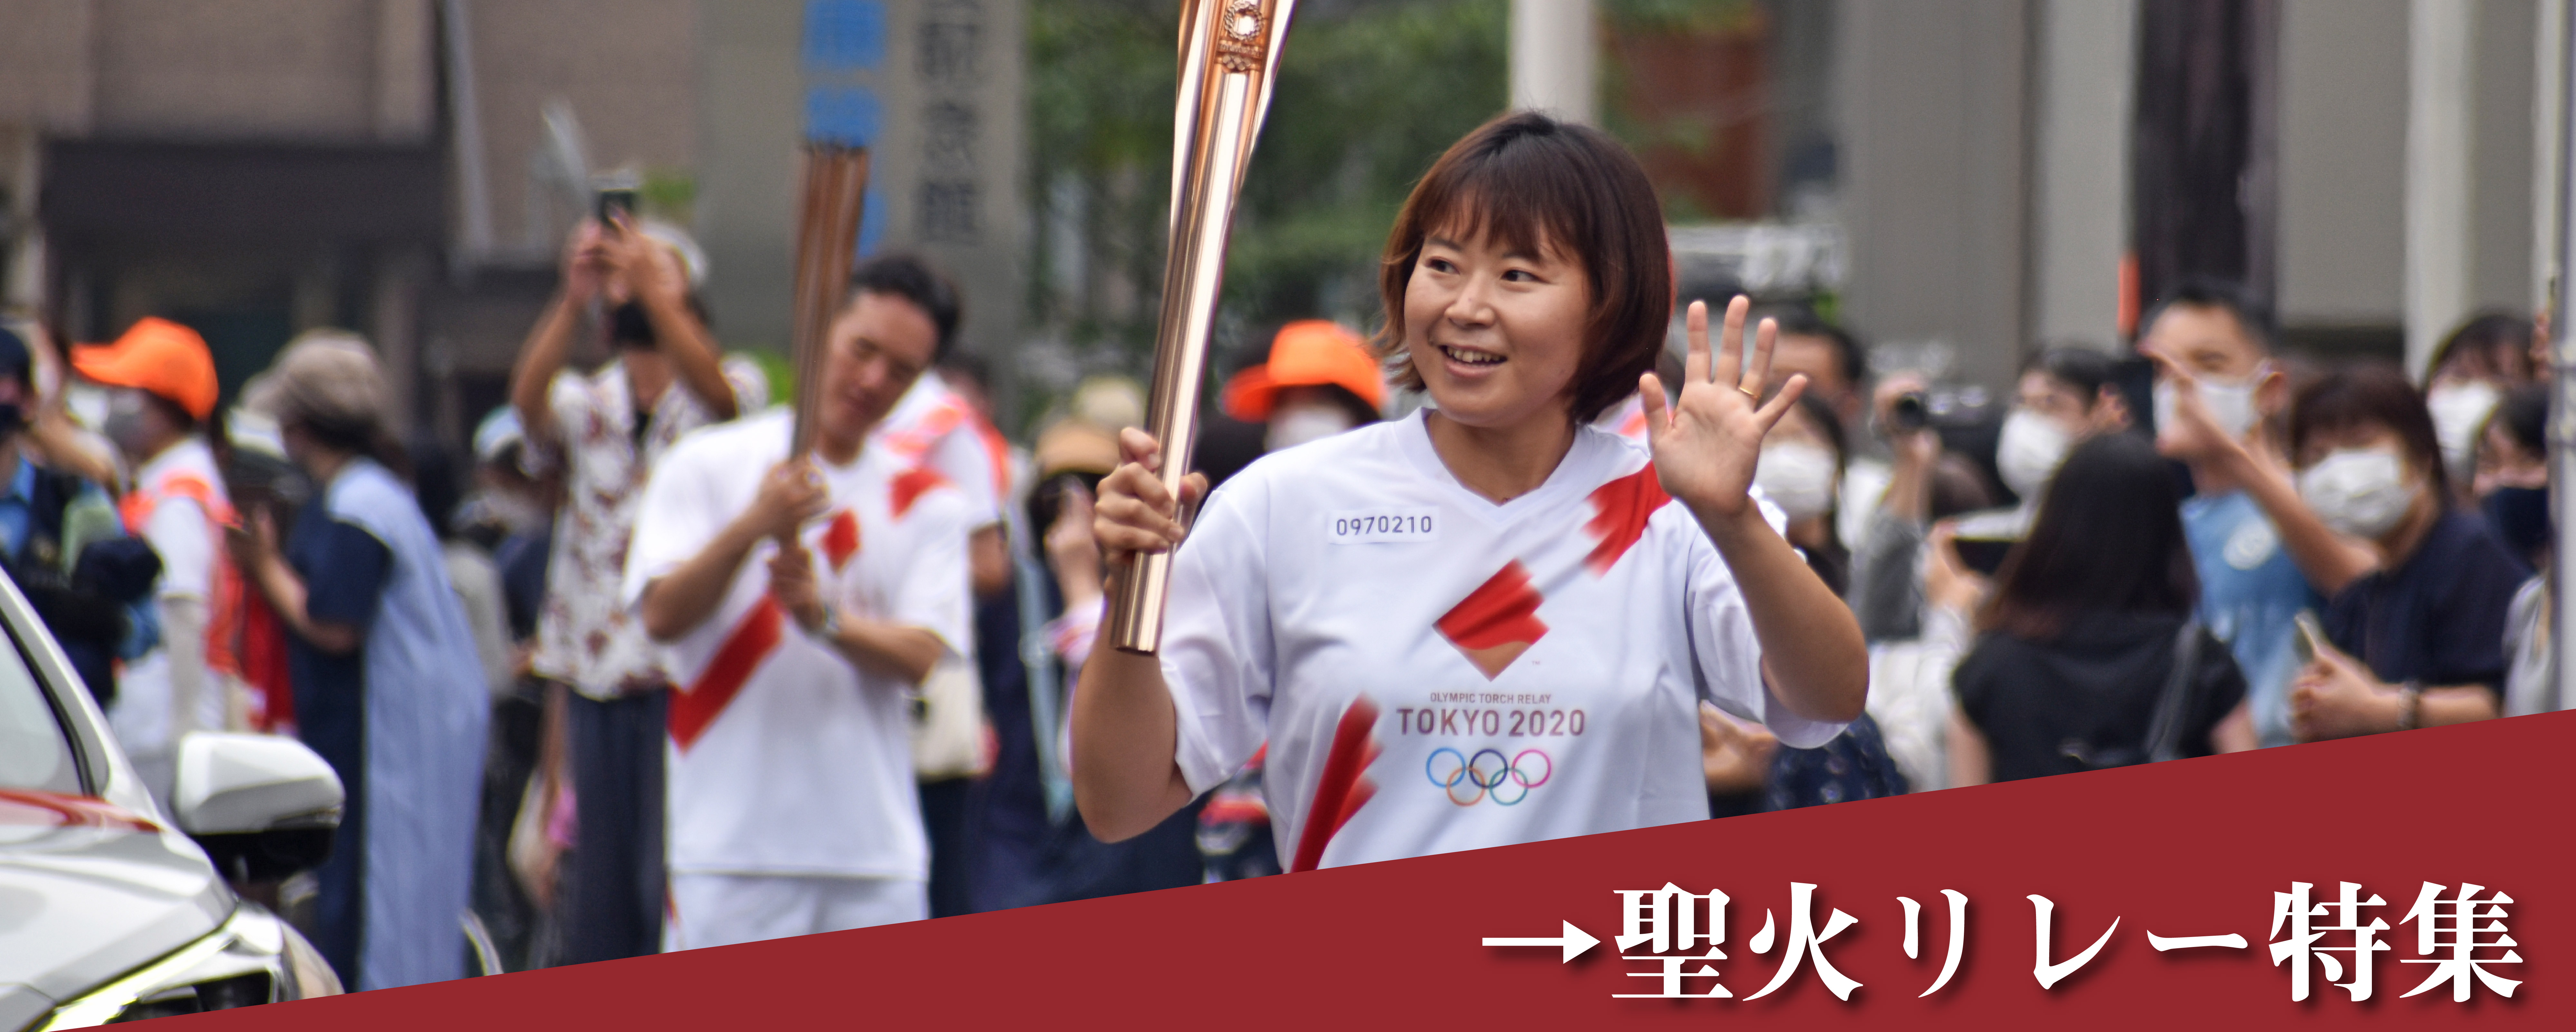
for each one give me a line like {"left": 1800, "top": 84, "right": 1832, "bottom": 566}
{"left": 1401, "top": 221, "right": 1592, "bottom": 431}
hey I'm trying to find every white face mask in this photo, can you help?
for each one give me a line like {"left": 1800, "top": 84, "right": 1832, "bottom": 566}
{"left": 102, "top": 387, "right": 155, "bottom": 457}
{"left": 2297, "top": 447, "right": 2419, "bottom": 540}
{"left": 64, "top": 384, "right": 109, "bottom": 432}
{"left": 1264, "top": 402, "right": 1357, "bottom": 452}
{"left": 1754, "top": 441, "right": 1839, "bottom": 522}
{"left": 1996, "top": 408, "right": 2074, "bottom": 502}
{"left": 2153, "top": 368, "right": 2263, "bottom": 442}
{"left": 2425, "top": 379, "right": 2502, "bottom": 482}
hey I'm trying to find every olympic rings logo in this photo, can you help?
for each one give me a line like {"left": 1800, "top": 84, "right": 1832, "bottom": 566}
{"left": 1424, "top": 747, "right": 1553, "bottom": 806}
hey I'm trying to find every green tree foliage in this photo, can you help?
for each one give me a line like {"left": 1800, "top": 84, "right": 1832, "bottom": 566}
{"left": 1028, "top": 0, "right": 1506, "bottom": 376}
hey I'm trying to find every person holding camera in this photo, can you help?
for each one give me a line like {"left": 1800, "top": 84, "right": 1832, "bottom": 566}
{"left": 509, "top": 214, "right": 766, "bottom": 964}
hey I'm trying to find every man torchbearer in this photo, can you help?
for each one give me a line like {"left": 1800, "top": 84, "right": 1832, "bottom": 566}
{"left": 625, "top": 255, "right": 972, "bottom": 948}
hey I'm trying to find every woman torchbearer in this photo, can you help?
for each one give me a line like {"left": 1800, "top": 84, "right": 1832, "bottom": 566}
{"left": 1073, "top": 112, "right": 1868, "bottom": 870}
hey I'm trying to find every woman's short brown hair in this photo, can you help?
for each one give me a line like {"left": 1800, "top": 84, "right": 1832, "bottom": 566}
{"left": 1372, "top": 111, "right": 1671, "bottom": 424}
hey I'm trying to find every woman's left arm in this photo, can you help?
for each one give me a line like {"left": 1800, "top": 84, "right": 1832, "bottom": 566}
{"left": 1642, "top": 297, "right": 1868, "bottom": 724}
{"left": 227, "top": 508, "right": 365, "bottom": 655}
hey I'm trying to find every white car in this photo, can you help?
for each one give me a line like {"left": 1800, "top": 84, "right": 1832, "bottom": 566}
{"left": 0, "top": 572, "right": 344, "bottom": 1029}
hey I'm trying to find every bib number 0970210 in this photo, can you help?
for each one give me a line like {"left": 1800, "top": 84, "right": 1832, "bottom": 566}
{"left": 1326, "top": 507, "right": 1438, "bottom": 544}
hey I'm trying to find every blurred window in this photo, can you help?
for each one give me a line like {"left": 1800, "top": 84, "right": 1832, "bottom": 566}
{"left": 0, "top": 619, "right": 76, "bottom": 793}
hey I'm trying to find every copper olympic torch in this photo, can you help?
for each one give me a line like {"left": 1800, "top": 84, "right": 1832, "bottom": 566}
{"left": 788, "top": 145, "right": 872, "bottom": 458}
{"left": 1106, "top": 0, "right": 1297, "bottom": 654}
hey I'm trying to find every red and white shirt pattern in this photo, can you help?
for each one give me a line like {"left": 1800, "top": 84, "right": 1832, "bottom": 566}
{"left": 870, "top": 370, "right": 1011, "bottom": 529}
{"left": 623, "top": 410, "right": 972, "bottom": 880}
{"left": 1158, "top": 410, "right": 1843, "bottom": 871}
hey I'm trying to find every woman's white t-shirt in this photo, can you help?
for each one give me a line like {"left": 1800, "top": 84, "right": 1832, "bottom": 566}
{"left": 1160, "top": 410, "right": 1846, "bottom": 871}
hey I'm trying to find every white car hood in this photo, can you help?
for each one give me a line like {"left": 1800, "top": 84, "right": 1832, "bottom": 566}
{"left": 0, "top": 790, "right": 230, "bottom": 1013}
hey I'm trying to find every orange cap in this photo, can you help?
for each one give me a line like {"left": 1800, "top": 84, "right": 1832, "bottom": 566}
{"left": 1221, "top": 320, "right": 1384, "bottom": 422}
{"left": 73, "top": 318, "right": 220, "bottom": 420}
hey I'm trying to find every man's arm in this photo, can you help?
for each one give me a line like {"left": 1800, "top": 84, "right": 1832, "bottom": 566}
{"left": 968, "top": 525, "right": 1009, "bottom": 598}
{"left": 610, "top": 221, "right": 737, "bottom": 420}
{"left": 511, "top": 224, "right": 610, "bottom": 443}
{"left": 20, "top": 327, "right": 120, "bottom": 489}
{"left": 2208, "top": 443, "right": 2380, "bottom": 597}
{"left": 638, "top": 461, "right": 828, "bottom": 642}
{"left": 1946, "top": 710, "right": 1992, "bottom": 788}
{"left": 2148, "top": 350, "right": 2379, "bottom": 596}
{"left": 510, "top": 294, "right": 584, "bottom": 446}
{"left": 766, "top": 538, "right": 947, "bottom": 684}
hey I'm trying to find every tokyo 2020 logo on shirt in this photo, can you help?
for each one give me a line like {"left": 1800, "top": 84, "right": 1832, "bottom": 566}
{"left": 1426, "top": 747, "right": 1553, "bottom": 805}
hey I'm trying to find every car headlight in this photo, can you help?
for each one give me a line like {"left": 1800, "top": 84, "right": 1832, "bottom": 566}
{"left": 33, "top": 903, "right": 329, "bottom": 1029}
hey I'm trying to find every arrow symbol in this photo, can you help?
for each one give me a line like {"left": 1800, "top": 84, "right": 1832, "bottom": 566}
{"left": 1482, "top": 920, "right": 1600, "bottom": 962}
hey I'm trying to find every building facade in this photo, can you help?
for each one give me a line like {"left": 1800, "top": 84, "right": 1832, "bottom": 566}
{"left": 0, "top": 0, "right": 1026, "bottom": 445}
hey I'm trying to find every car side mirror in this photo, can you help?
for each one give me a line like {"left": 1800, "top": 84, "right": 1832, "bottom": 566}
{"left": 173, "top": 732, "right": 345, "bottom": 882}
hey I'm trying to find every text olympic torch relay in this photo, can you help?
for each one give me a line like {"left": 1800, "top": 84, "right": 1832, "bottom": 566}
{"left": 7, "top": 1, "right": 2570, "bottom": 1028}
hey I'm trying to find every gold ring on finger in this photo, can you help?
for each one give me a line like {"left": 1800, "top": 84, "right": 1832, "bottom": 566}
{"left": 1738, "top": 386, "right": 1759, "bottom": 398}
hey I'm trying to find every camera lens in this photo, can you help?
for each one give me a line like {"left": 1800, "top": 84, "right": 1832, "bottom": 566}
{"left": 1889, "top": 391, "right": 1929, "bottom": 432}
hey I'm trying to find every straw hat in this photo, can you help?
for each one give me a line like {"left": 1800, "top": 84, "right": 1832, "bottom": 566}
{"left": 240, "top": 330, "right": 388, "bottom": 438}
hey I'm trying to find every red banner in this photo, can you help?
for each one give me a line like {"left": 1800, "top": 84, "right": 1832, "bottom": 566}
{"left": 192, "top": 709, "right": 2574, "bottom": 1029}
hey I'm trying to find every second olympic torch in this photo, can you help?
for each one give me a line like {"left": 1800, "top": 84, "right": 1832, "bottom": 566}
{"left": 1107, "top": 0, "right": 1297, "bottom": 654}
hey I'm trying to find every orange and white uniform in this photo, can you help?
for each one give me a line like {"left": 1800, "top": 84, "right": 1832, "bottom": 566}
{"left": 107, "top": 438, "right": 245, "bottom": 759}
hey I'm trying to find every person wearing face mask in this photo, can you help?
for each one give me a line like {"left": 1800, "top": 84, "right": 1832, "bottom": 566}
{"left": 2471, "top": 385, "right": 2557, "bottom": 716}
{"left": 2474, "top": 384, "right": 2552, "bottom": 569}
{"left": 1709, "top": 392, "right": 1906, "bottom": 813}
{"left": 1754, "top": 393, "right": 1850, "bottom": 593}
{"left": 1220, "top": 319, "right": 1387, "bottom": 453}
{"left": 0, "top": 324, "right": 160, "bottom": 712}
{"left": 1938, "top": 348, "right": 2132, "bottom": 565}
{"left": 2138, "top": 280, "right": 2318, "bottom": 751}
{"left": 2170, "top": 361, "right": 2528, "bottom": 740}
{"left": 1994, "top": 348, "right": 2132, "bottom": 507}
{"left": 2422, "top": 312, "right": 2537, "bottom": 496}
{"left": 2286, "top": 367, "right": 2530, "bottom": 738}
{"left": 1756, "top": 306, "right": 1888, "bottom": 552}
{"left": 74, "top": 318, "right": 244, "bottom": 805}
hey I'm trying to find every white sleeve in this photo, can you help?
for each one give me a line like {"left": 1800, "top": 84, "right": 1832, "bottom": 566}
{"left": 621, "top": 440, "right": 723, "bottom": 609}
{"left": 720, "top": 356, "right": 772, "bottom": 413}
{"left": 880, "top": 489, "right": 975, "bottom": 657}
{"left": 521, "top": 371, "right": 593, "bottom": 477}
{"left": 920, "top": 424, "right": 1004, "bottom": 528}
{"left": 142, "top": 497, "right": 214, "bottom": 600}
{"left": 1154, "top": 477, "right": 1275, "bottom": 796}
{"left": 1682, "top": 523, "right": 1847, "bottom": 749}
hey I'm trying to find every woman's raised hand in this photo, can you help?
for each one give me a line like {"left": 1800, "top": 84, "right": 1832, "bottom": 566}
{"left": 1640, "top": 296, "right": 1810, "bottom": 520}
{"left": 1093, "top": 427, "right": 1208, "bottom": 575}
